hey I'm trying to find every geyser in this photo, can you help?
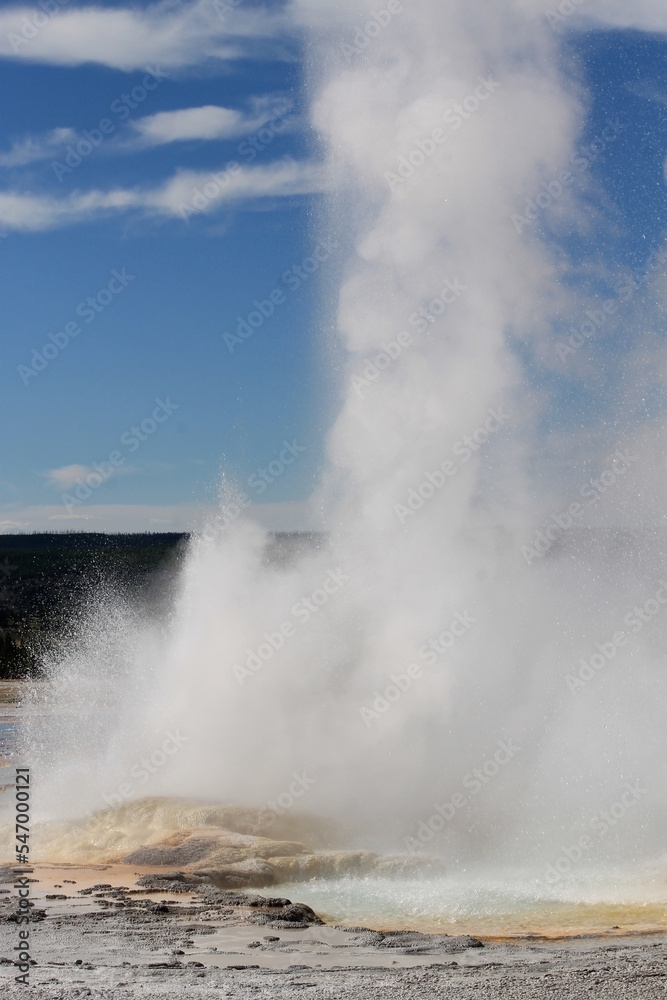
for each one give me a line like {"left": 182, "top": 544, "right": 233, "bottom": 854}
{"left": 10, "top": 0, "right": 667, "bottom": 922}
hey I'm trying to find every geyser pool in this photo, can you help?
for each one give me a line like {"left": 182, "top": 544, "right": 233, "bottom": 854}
{"left": 267, "top": 869, "right": 667, "bottom": 938}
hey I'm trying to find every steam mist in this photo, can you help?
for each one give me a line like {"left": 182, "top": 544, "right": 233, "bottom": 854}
{"left": 16, "top": 0, "right": 667, "bottom": 884}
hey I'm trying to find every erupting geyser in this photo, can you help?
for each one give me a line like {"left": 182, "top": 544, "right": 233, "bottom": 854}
{"left": 9, "top": 0, "right": 667, "bottom": 932}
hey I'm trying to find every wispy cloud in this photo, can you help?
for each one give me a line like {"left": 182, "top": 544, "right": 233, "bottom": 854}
{"left": 43, "top": 465, "right": 94, "bottom": 491}
{"left": 625, "top": 81, "right": 667, "bottom": 107}
{"left": 151, "top": 158, "right": 324, "bottom": 214}
{"left": 0, "top": 126, "right": 77, "bottom": 167}
{"left": 0, "top": 0, "right": 292, "bottom": 71}
{"left": 0, "top": 186, "right": 142, "bottom": 231}
{"left": 135, "top": 104, "right": 250, "bottom": 144}
{"left": 0, "top": 98, "right": 292, "bottom": 170}
{"left": 1, "top": 0, "right": 666, "bottom": 76}
{"left": 131, "top": 99, "right": 290, "bottom": 146}
{"left": 42, "top": 463, "right": 134, "bottom": 491}
{"left": 0, "top": 157, "right": 325, "bottom": 232}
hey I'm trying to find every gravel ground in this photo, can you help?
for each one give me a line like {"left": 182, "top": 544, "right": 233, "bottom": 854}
{"left": 3, "top": 939, "right": 667, "bottom": 999}
{"left": 1, "top": 866, "right": 666, "bottom": 998}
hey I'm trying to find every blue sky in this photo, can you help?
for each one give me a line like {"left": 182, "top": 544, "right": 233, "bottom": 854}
{"left": 1, "top": 0, "right": 666, "bottom": 532}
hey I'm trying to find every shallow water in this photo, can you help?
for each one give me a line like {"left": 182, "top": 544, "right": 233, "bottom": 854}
{"left": 262, "top": 870, "right": 667, "bottom": 938}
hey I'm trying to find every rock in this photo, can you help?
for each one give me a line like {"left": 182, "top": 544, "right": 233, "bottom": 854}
{"left": 258, "top": 856, "right": 303, "bottom": 881}
{"left": 113, "top": 799, "right": 448, "bottom": 898}
{"left": 348, "top": 929, "right": 483, "bottom": 953}
{"left": 135, "top": 872, "right": 211, "bottom": 893}
{"left": 201, "top": 859, "right": 278, "bottom": 889}
{"left": 122, "top": 828, "right": 307, "bottom": 869}
{"left": 246, "top": 902, "right": 324, "bottom": 927}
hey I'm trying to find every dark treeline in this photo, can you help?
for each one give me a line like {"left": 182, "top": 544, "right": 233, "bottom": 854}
{"left": 0, "top": 531, "right": 325, "bottom": 679}
{"left": 0, "top": 532, "right": 189, "bottom": 679}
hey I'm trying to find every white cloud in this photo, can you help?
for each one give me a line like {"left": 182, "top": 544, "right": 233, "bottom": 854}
{"left": 0, "top": 158, "right": 325, "bottom": 231}
{"left": 0, "top": 186, "right": 141, "bottom": 230}
{"left": 43, "top": 465, "right": 100, "bottom": 491}
{"left": 0, "top": 0, "right": 665, "bottom": 79}
{"left": 149, "top": 158, "right": 325, "bottom": 215}
{"left": 42, "top": 463, "right": 133, "bottom": 490}
{"left": 0, "top": 97, "right": 293, "bottom": 170}
{"left": 44, "top": 462, "right": 175, "bottom": 495}
{"left": 0, "top": 0, "right": 291, "bottom": 71}
{"left": 131, "top": 100, "right": 289, "bottom": 146}
{"left": 0, "top": 127, "right": 76, "bottom": 167}
{"left": 134, "top": 105, "right": 247, "bottom": 143}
